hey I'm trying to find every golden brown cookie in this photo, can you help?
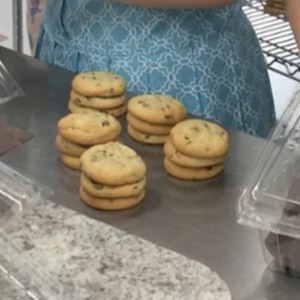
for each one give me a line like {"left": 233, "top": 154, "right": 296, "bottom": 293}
{"left": 80, "top": 173, "right": 146, "bottom": 198}
{"left": 55, "top": 135, "right": 88, "bottom": 157}
{"left": 68, "top": 99, "right": 96, "bottom": 114}
{"left": 57, "top": 112, "right": 121, "bottom": 146}
{"left": 72, "top": 71, "right": 126, "bottom": 97}
{"left": 126, "top": 113, "right": 173, "bottom": 135}
{"left": 70, "top": 90, "right": 126, "bottom": 109}
{"left": 170, "top": 119, "right": 229, "bottom": 158}
{"left": 127, "top": 125, "right": 168, "bottom": 145}
{"left": 104, "top": 104, "right": 127, "bottom": 118}
{"left": 80, "top": 142, "right": 146, "bottom": 185}
{"left": 127, "top": 94, "right": 186, "bottom": 125}
{"left": 60, "top": 154, "right": 81, "bottom": 170}
{"left": 69, "top": 98, "right": 127, "bottom": 118}
{"left": 164, "top": 157, "right": 223, "bottom": 180}
{"left": 80, "top": 187, "right": 144, "bottom": 211}
{"left": 163, "top": 138, "right": 224, "bottom": 168}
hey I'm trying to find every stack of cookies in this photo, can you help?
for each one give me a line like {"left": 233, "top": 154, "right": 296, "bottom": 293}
{"left": 163, "top": 119, "right": 229, "bottom": 180}
{"left": 55, "top": 112, "right": 121, "bottom": 170}
{"left": 126, "top": 94, "right": 186, "bottom": 144}
{"left": 68, "top": 71, "right": 127, "bottom": 117}
{"left": 79, "top": 142, "right": 147, "bottom": 211}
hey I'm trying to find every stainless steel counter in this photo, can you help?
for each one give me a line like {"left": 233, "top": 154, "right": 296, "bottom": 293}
{"left": 0, "top": 46, "right": 299, "bottom": 300}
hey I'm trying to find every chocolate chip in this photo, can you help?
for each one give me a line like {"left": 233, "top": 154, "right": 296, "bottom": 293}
{"left": 91, "top": 155, "right": 98, "bottom": 162}
{"left": 109, "top": 153, "right": 114, "bottom": 157}
{"left": 192, "top": 126, "right": 200, "bottom": 132}
{"left": 102, "top": 120, "right": 110, "bottom": 126}
{"left": 92, "top": 76, "right": 97, "bottom": 80}
{"left": 220, "top": 131, "right": 225, "bottom": 137}
{"left": 74, "top": 98, "right": 81, "bottom": 104}
{"left": 133, "top": 185, "right": 138, "bottom": 190}
{"left": 206, "top": 166, "right": 213, "bottom": 171}
{"left": 204, "top": 123, "right": 209, "bottom": 130}
{"left": 205, "top": 123, "right": 213, "bottom": 134}
{"left": 145, "top": 134, "right": 151, "bottom": 139}
{"left": 95, "top": 183, "right": 104, "bottom": 190}
{"left": 184, "top": 136, "right": 189, "bottom": 140}
{"left": 165, "top": 115, "right": 171, "bottom": 119}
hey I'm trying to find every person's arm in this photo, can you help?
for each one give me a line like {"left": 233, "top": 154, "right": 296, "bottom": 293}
{"left": 117, "top": 0, "right": 235, "bottom": 9}
{"left": 286, "top": 0, "right": 300, "bottom": 49}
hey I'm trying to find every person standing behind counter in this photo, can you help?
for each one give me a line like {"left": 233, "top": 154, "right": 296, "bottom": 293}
{"left": 28, "top": 0, "right": 298, "bottom": 138}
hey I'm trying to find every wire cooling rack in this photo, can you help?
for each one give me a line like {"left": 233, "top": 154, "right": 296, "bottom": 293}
{"left": 243, "top": 0, "right": 300, "bottom": 82}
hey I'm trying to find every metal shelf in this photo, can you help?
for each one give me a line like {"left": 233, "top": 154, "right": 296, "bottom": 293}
{"left": 243, "top": 0, "right": 300, "bottom": 82}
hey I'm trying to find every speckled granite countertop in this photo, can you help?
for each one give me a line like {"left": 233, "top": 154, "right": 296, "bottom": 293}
{"left": 1, "top": 201, "right": 231, "bottom": 300}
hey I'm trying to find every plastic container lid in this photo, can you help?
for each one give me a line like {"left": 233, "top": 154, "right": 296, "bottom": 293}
{"left": 0, "top": 161, "right": 66, "bottom": 299}
{"left": 237, "top": 90, "right": 300, "bottom": 238}
{"left": 0, "top": 60, "right": 24, "bottom": 104}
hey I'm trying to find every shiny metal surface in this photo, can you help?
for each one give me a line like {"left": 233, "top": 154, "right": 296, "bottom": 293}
{"left": 0, "top": 47, "right": 299, "bottom": 300}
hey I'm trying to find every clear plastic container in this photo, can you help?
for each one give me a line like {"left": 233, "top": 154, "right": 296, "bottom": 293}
{"left": 0, "top": 60, "right": 24, "bottom": 104}
{"left": 0, "top": 161, "right": 66, "bottom": 299}
{"left": 237, "top": 90, "right": 300, "bottom": 277}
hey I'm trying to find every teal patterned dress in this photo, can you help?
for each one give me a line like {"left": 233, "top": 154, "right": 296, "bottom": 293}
{"left": 35, "top": 0, "right": 276, "bottom": 138}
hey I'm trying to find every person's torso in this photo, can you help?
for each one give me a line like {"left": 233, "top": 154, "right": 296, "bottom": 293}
{"left": 43, "top": 0, "right": 242, "bottom": 53}
{"left": 37, "top": 0, "right": 275, "bottom": 138}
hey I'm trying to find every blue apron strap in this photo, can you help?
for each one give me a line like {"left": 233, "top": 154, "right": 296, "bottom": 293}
{"left": 43, "top": 0, "right": 69, "bottom": 43}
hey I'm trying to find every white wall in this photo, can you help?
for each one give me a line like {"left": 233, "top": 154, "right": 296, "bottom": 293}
{"left": 0, "top": 0, "right": 31, "bottom": 54}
